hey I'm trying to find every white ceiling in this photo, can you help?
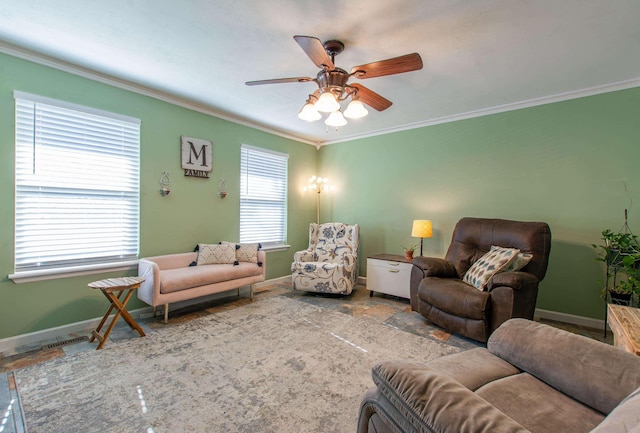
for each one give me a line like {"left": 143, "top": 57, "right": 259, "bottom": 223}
{"left": 1, "top": 1, "right": 639, "bottom": 146}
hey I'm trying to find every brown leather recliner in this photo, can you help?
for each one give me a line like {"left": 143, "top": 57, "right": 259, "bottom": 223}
{"left": 410, "top": 217, "right": 551, "bottom": 342}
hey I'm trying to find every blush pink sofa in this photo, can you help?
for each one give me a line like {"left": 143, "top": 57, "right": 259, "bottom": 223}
{"left": 137, "top": 250, "right": 266, "bottom": 323}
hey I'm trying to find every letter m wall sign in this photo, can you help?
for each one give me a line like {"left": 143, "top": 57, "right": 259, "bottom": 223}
{"left": 181, "top": 136, "right": 213, "bottom": 178}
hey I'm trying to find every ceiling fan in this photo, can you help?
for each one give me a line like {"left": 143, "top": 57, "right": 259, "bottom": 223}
{"left": 245, "top": 35, "right": 423, "bottom": 127}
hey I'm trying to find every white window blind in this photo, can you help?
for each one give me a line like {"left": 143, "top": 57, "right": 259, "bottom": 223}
{"left": 240, "top": 145, "right": 288, "bottom": 245}
{"left": 13, "top": 91, "right": 140, "bottom": 275}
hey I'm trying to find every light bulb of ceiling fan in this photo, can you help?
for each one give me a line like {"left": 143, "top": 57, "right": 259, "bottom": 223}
{"left": 314, "top": 91, "right": 340, "bottom": 113}
{"left": 298, "top": 101, "right": 321, "bottom": 121}
{"left": 344, "top": 99, "right": 368, "bottom": 119}
{"left": 325, "top": 110, "right": 347, "bottom": 127}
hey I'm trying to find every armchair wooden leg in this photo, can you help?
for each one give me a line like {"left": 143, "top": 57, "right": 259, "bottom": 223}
{"left": 164, "top": 303, "right": 169, "bottom": 324}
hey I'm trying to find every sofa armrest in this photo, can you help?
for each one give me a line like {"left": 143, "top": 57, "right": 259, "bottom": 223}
{"left": 486, "top": 271, "right": 538, "bottom": 291}
{"left": 488, "top": 319, "right": 640, "bottom": 415}
{"left": 293, "top": 249, "right": 315, "bottom": 262}
{"left": 410, "top": 257, "right": 458, "bottom": 311}
{"left": 411, "top": 257, "right": 457, "bottom": 278}
{"left": 138, "top": 258, "right": 161, "bottom": 306}
{"left": 343, "top": 253, "right": 357, "bottom": 271}
{"left": 371, "top": 360, "right": 529, "bottom": 433}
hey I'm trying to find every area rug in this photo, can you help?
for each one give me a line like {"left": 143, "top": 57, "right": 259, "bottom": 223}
{"left": 15, "top": 295, "right": 462, "bottom": 433}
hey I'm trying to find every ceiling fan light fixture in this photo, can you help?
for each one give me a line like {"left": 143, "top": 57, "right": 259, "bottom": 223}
{"left": 298, "top": 101, "right": 321, "bottom": 121}
{"left": 314, "top": 91, "right": 340, "bottom": 113}
{"left": 325, "top": 110, "right": 347, "bottom": 127}
{"left": 344, "top": 99, "right": 368, "bottom": 119}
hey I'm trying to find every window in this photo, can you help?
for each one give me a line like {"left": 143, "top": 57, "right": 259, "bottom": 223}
{"left": 240, "top": 144, "right": 288, "bottom": 247}
{"left": 12, "top": 91, "right": 140, "bottom": 280}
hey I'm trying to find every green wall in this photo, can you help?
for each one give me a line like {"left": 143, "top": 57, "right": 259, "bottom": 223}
{"left": 319, "top": 87, "right": 640, "bottom": 320}
{"left": 1, "top": 50, "right": 638, "bottom": 341}
{"left": 0, "top": 53, "right": 317, "bottom": 340}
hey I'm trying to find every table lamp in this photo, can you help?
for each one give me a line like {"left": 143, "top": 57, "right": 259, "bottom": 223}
{"left": 411, "top": 219, "right": 433, "bottom": 256}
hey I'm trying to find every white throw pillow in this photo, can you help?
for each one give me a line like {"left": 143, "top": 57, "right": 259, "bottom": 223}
{"left": 220, "top": 241, "right": 262, "bottom": 264}
{"left": 463, "top": 246, "right": 519, "bottom": 290}
{"left": 197, "top": 243, "right": 236, "bottom": 265}
{"left": 236, "top": 243, "right": 260, "bottom": 264}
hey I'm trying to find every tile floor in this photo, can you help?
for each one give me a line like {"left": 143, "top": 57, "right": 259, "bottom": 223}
{"left": 0, "top": 282, "right": 613, "bottom": 432}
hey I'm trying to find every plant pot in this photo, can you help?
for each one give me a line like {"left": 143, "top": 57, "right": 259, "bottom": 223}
{"left": 404, "top": 250, "right": 414, "bottom": 261}
{"left": 609, "top": 291, "right": 632, "bottom": 306}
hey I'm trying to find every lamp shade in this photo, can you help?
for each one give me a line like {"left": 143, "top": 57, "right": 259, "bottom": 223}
{"left": 325, "top": 110, "right": 347, "bottom": 127}
{"left": 411, "top": 220, "right": 433, "bottom": 238}
{"left": 344, "top": 99, "right": 368, "bottom": 119}
{"left": 314, "top": 91, "right": 340, "bottom": 113}
{"left": 298, "top": 102, "right": 321, "bottom": 121}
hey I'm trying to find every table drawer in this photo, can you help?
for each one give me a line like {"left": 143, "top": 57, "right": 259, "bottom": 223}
{"left": 367, "top": 258, "right": 412, "bottom": 299}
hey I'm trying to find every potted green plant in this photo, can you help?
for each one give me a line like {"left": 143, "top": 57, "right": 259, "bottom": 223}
{"left": 609, "top": 254, "right": 640, "bottom": 304}
{"left": 402, "top": 243, "right": 418, "bottom": 260}
{"left": 592, "top": 229, "right": 640, "bottom": 266}
{"left": 593, "top": 230, "right": 640, "bottom": 305}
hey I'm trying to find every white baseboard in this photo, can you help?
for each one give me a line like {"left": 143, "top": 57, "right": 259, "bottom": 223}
{"left": 1, "top": 277, "right": 605, "bottom": 357}
{"left": 534, "top": 308, "right": 606, "bottom": 330}
{"left": 258, "top": 275, "right": 289, "bottom": 287}
{"left": 0, "top": 312, "right": 146, "bottom": 358}
{"left": 0, "top": 277, "right": 289, "bottom": 357}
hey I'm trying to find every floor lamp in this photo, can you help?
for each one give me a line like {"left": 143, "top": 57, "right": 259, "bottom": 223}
{"left": 304, "top": 176, "right": 329, "bottom": 224}
{"left": 411, "top": 219, "right": 433, "bottom": 256}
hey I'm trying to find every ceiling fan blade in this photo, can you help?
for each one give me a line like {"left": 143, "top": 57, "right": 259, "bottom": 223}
{"left": 294, "top": 35, "right": 334, "bottom": 70}
{"left": 350, "top": 83, "right": 392, "bottom": 111}
{"left": 245, "top": 77, "right": 314, "bottom": 86}
{"left": 350, "top": 53, "right": 423, "bottom": 79}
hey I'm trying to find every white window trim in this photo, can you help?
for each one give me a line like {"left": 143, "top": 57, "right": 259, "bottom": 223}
{"left": 13, "top": 91, "right": 141, "bottom": 125}
{"left": 240, "top": 144, "right": 289, "bottom": 247}
{"left": 9, "top": 261, "right": 139, "bottom": 284}
{"left": 11, "top": 91, "right": 141, "bottom": 282}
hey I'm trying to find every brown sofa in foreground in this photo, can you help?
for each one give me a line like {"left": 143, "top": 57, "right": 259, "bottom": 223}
{"left": 411, "top": 217, "right": 551, "bottom": 342}
{"left": 358, "top": 318, "right": 640, "bottom": 433}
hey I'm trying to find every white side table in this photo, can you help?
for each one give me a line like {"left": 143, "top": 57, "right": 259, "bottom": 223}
{"left": 367, "top": 254, "right": 413, "bottom": 299}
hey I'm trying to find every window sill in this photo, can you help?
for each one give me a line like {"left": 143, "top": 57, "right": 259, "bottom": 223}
{"left": 9, "top": 260, "right": 139, "bottom": 284}
{"left": 261, "top": 244, "right": 291, "bottom": 252}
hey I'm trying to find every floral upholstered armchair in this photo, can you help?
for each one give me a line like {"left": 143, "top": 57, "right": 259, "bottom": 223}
{"left": 291, "top": 222, "right": 360, "bottom": 295}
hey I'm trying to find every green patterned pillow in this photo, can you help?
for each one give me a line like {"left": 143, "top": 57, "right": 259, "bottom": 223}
{"left": 197, "top": 243, "right": 236, "bottom": 265}
{"left": 463, "top": 246, "right": 519, "bottom": 290}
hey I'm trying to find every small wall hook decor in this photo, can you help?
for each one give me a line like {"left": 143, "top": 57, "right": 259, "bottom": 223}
{"left": 218, "top": 178, "right": 227, "bottom": 199}
{"left": 160, "top": 172, "right": 171, "bottom": 196}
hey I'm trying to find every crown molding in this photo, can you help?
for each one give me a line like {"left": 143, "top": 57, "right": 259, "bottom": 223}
{"left": 0, "top": 41, "right": 320, "bottom": 147}
{"left": 320, "top": 77, "right": 640, "bottom": 146}
{"left": 2, "top": 41, "right": 638, "bottom": 149}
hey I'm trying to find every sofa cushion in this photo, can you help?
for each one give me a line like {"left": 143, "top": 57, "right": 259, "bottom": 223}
{"left": 589, "top": 386, "right": 640, "bottom": 433}
{"left": 488, "top": 319, "right": 640, "bottom": 414}
{"left": 421, "top": 347, "right": 520, "bottom": 391}
{"left": 463, "top": 246, "right": 519, "bottom": 290}
{"left": 419, "top": 277, "right": 490, "bottom": 320}
{"left": 197, "top": 243, "right": 236, "bottom": 265}
{"left": 476, "top": 372, "right": 604, "bottom": 433}
{"left": 159, "top": 263, "right": 263, "bottom": 294}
